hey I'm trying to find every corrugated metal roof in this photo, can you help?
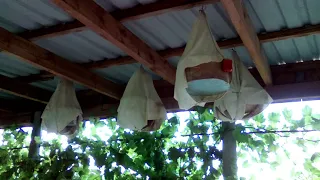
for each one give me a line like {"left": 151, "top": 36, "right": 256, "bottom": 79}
{"left": 0, "top": 52, "right": 40, "bottom": 78}
{"left": 31, "top": 77, "right": 88, "bottom": 92}
{"left": 0, "top": 91, "right": 20, "bottom": 100}
{"left": 34, "top": 30, "right": 126, "bottom": 63}
{"left": 0, "top": 0, "right": 319, "bottom": 92}
{"left": 0, "top": 0, "right": 73, "bottom": 33}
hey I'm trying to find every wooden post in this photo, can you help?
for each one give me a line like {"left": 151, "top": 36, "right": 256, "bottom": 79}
{"left": 222, "top": 122, "right": 237, "bottom": 179}
{"left": 28, "top": 111, "right": 42, "bottom": 159}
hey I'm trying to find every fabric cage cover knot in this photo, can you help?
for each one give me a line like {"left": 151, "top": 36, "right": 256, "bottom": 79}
{"left": 174, "top": 10, "right": 230, "bottom": 110}
{"left": 214, "top": 51, "right": 273, "bottom": 121}
{"left": 117, "top": 67, "right": 167, "bottom": 131}
{"left": 41, "top": 78, "right": 83, "bottom": 138}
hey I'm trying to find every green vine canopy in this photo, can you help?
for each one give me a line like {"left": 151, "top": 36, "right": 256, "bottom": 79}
{"left": 0, "top": 106, "right": 319, "bottom": 179}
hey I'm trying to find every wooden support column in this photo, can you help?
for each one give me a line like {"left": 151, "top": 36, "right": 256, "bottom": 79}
{"left": 52, "top": 0, "right": 176, "bottom": 84}
{"left": 221, "top": 0, "right": 272, "bottom": 86}
{"left": 28, "top": 111, "right": 42, "bottom": 159}
{"left": 222, "top": 122, "right": 237, "bottom": 179}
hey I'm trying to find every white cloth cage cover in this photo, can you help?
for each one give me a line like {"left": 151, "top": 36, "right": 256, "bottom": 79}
{"left": 117, "top": 68, "right": 167, "bottom": 131}
{"left": 214, "top": 51, "right": 273, "bottom": 121}
{"left": 174, "top": 11, "right": 228, "bottom": 110}
{"left": 41, "top": 78, "right": 83, "bottom": 138}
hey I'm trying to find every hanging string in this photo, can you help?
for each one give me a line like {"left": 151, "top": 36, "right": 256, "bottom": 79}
{"left": 201, "top": 5, "right": 206, "bottom": 12}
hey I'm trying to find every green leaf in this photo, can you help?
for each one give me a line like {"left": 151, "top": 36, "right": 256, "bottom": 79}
{"left": 168, "top": 116, "right": 179, "bottom": 126}
{"left": 253, "top": 113, "right": 265, "bottom": 124}
{"left": 304, "top": 115, "right": 313, "bottom": 126}
{"left": 302, "top": 106, "right": 312, "bottom": 117}
{"left": 263, "top": 134, "right": 276, "bottom": 145}
{"left": 34, "top": 136, "right": 41, "bottom": 144}
{"left": 202, "top": 109, "right": 214, "bottom": 121}
{"left": 282, "top": 108, "right": 292, "bottom": 121}
{"left": 233, "top": 125, "right": 249, "bottom": 143}
{"left": 311, "top": 152, "right": 320, "bottom": 163}
{"left": 268, "top": 112, "right": 280, "bottom": 128}
{"left": 270, "top": 161, "right": 279, "bottom": 171}
{"left": 242, "top": 160, "right": 249, "bottom": 168}
{"left": 168, "top": 148, "right": 183, "bottom": 163}
{"left": 194, "top": 106, "right": 206, "bottom": 114}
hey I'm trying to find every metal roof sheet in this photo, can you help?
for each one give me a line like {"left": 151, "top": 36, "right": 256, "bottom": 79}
{"left": 0, "top": 52, "right": 40, "bottom": 78}
{"left": 0, "top": 0, "right": 319, "bottom": 92}
{"left": 0, "top": 0, "right": 73, "bottom": 33}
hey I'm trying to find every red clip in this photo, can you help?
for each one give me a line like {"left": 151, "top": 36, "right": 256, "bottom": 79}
{"left": 222, "top": 59, "right": 233, "bottom": 72}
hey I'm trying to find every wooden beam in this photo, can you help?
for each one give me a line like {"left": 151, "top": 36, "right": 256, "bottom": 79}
{"left": 0, "top": 74, "right": 51, "bottom": 104}
{"left": 221, "top": 0, "right": 272, "bottom": 85}
{"left": 18, "top": 21, "right": 85, "bottom": 41}
{"left": 0, "top": 74, "right": 117, "bottom": 112}
{"left": 52, "top": 0, "right": 176, "bottom": 84}
{"left": 83, "top": 81, "right": 320, "bottom": 119}
{"left": 19, "top": 0, "right": 218, "bottom": 41}
{"left": 5, "top": 79, "right": 320, "bottom": 126}
{"left": 0, "top": 98, "right": 45, "bottom": 113}
{"left": 0, "top": 112, "right": 33, "bottom": 128}
{"left": 14, "top": 70, "right": 54, "bottom": 83}
{"left": 84, "top": 56, "right": 137, "bottom": 70}
{"left": 17, "top": 23, "right": 320, "bottom": 83}
{"left": 258, "top": 24, "right": 320, "bottom": 43}
{"left": 266, "top": 81, "right": 320, "bottom": 103}
{"left": 82, "top": 24, "right": 320, "bottom": 69}
{"left": 3, "top": 79, "right": 320, "bottom": 126}
{"left": 0, "top": 27, "right": 124, "bottom": 99}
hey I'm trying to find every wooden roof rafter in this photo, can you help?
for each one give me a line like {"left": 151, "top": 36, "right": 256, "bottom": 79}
{"left": 19, "top": 0, "right": 220, "bottom": 41}
{"left": 2, "top": 80, "right": 320, "bottom": 127}
{"left": 0, "top": 74, "right": 119, "bottom": 110}
{"left": 51, "top": 0, "right": 176, "bottom": 84}
{"left": 15, "top": 24, "right": 320, "bottom": 84}
{"left": 0, "top": 27, "right": 124, "bottom": 100}
{"left": 221, "top": 0, "right": 272, "bottom": 85}
{"left": 83, "top": 24, "right": 320, "bottom": 69}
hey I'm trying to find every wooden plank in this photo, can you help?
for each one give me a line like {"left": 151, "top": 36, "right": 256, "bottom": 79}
{"left": 0, "top": 112, "right": 33, "bottom": 128}
{"left": 221, "top": 0, "right": 272, "bottom": 85}
{"left": 111, "top": 0, "right": 219, "bottom": 21}
{"left": 19, "top": 0, "right": 218, "bottom": 40}
{"left": 83, "top": 56, "right": 136, "bottom": 70}
{"left": 18, "top": 21, "right": 85, "bottom": 41}
{"left": 185, "top": 61, "right": 231, "bottom": 82}
{"left": 82, "top": 25, "right": 320, "bottom": 69}
{"left": 259, "top": 24, "right": 320, "bottom": 43}
{"left": 83, "top": 81, "right": 320, "bottom": 119}
{"left": 3, "top": 80, "right": 320, "bottom": 126}
{"left": 16, "top": 23, "right": 320, "bottom": 83}
{"left": 0, "top": 27, "right": 124, "bottom": 99}
{"left": 266, "top": 81, "right": 320, "bottom": 103}
{"left": 14, "top": 70, "right": 54, "bottom": 83}
{"left": 0, "top": 75, "right": 116, "bottom": 112}
{"left": 0, "top": 98, "right": 45, "bottom": 113}
{"left": 0, "top": 74, "right": 51, "bottom": 104}
{"left": 52, "top": 0, "right": 176, "bottom": 84}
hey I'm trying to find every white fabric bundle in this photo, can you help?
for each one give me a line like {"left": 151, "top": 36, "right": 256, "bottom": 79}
{"left": 117, "top": 67, "right": 167, "bottom": 131}
{"left": 214, "top": 51, "right": 273, "bottom": 121}
{"left": 174, "top": 11, "right": 227, "bottom": 110}
{"left": 41, "top": 78, "right": 82, "bottom": 138}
